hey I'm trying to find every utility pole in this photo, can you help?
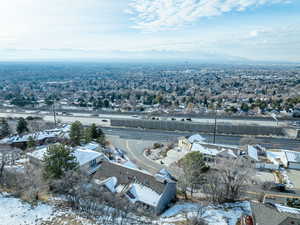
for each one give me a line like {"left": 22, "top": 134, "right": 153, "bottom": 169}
{"left": 213, "top": 111, "right": 217, "bottom": 144}
{"left": 52, "top": 99, "right": 57, "bottom": 126}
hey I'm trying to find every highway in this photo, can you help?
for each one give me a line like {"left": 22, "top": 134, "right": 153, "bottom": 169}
{"left": 103, "top": 127, "right": 300, "bottom": 150}
{"left": 0, "top": 109, "right": 293, "bottom": 127}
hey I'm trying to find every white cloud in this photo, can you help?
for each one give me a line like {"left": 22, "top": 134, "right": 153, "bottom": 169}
{"left": 128, "top": 0, "right": 291, "bottom": 32}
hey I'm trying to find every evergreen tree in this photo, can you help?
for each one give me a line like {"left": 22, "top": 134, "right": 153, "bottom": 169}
{"left": 84, "top": 124, "right": 105, "bottom": 144}
{"left": 16, "top": 117, "right": 29, "bottom": 134}
{"left": 90, "top": 123, "right": 99, "bottom": 139}
{"left": 27, "top": 136, "right": 36, "bottom": 149}
{"left": 241, "top": 103, "right": 249, "bottom": 112}
{"left": 43, "top": 144, "right": 79, "bottom": 180}
{"left": 0, "top": 118, "right": 10, "bottom": 138}
{"left": 84, "top": 127, "right": 93, "bottom": 144}
{"left": 69, "top": 121, "right": 83, "bottom": 146}
{"left": 181, "top": 151, "right": 208, "bottom": 197}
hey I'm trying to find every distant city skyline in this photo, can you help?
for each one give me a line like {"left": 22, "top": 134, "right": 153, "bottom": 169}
{"left": 1, "top": 0, "right": 300, "bottom": 62}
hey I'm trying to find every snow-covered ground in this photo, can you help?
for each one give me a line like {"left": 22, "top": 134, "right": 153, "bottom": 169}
{"left": 0, "top": 192, "right": 92, "bottom": 225}
{"left": 160, "top": 201, "right": 251, "bottom": 225}
{"left": 0, "top": 191, "right": 251, "bottom": 225}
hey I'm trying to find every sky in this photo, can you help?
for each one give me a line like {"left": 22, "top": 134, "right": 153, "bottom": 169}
{"left": 0, "top": 0, "right": 300, "bottom": 62}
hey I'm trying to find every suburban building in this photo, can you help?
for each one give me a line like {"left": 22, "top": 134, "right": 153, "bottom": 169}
{"left": 94, "top": 161, "right": 177, "bottom": 215}
{"left": 27, "top": 144, "right": 108, "bottom": 175}
{"left": 178, "top": 133, "right": 205, "bottom": 151}
{"left": 191, "top": 143, "right": 219, "bottom": 162}
{"left": 246, "top": 145, "right": 259, "bottom": 162}
{"left": 0, "top": 125, "right": 70, "bottom": 149}
{"left": 282, "top": 151, "right": 300, "bottom": 170}
{"left": 251, "top": 202, "right": 300, "bottom": 225}
{"left": 266, "top": 150, "right": 286, "bottom": 166}
{"left": 178, "top": 133, "right": 239, "bottom": 162}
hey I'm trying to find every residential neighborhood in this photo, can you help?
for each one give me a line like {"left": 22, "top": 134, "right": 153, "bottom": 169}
{"left": 1, "top": 115, "right": 300, "bottom": 224}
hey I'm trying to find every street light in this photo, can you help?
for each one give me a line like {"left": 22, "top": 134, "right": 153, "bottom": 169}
{"left": 213, "top": 111, "right": 217, "bottom": 144}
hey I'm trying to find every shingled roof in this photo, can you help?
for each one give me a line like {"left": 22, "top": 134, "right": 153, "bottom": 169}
{"left": 251, "top": 202, "right": 300, "bottom": 225}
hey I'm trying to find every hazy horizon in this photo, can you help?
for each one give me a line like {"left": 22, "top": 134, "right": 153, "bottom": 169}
{"left": 1, "top": 0, "right": 300, "bottom": 62}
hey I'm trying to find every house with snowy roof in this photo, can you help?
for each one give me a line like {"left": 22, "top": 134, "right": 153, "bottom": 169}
{"left": 246, "top": 145, "right": 259, "bottom": 162}
{"left": 0, "top": 125, "right": 70, "bottom": 149}
{"left": 94, "top": 161, "right": 177, "bottom": 215}
{"left": 27, "top": 144, "right": 108, "bottom": 175}
{"left": 178, "top": 133, "right": 205, "bottom": 151}
{"left": 191, "top": 143, "right": 219, "bottom": 162}
{"left": 281, "top": 150, "right": 300, "bottom": 170}
{"left": 251, "top": 202, "right": 300, "bottom": 225}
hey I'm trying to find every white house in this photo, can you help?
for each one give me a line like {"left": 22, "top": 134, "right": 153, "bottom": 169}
{"left": 283, "top": 151, "right": 300, "bottom": 170}
{"left": 191, "top": 143, "right": 219, "bottom": 161}
{"left": 246, "top": 145, "right": 259, "bottom": 162}
{"left": 27, "top": 144, "right": 108, "bottom": 175}
{"left": 266, "top": 151, "right": 286, "bottom": 166}
{"left": 178, "top": 133, "right": 206, "bottom": 151}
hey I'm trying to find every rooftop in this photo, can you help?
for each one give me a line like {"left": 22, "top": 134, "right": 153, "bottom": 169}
{"left": 188, "top": 133, "right": 206, "bottom": 143}
{"left": 191, "top": 143, "right": 219, "bottom": 156}
{"left": 248, "top": 145, "right": 259, "bottom": 161}
{"left": 27, "top": 145, "right": 103, "bottom": 166}
{"left": 285, "top": 151, "right": 300, "bottom": 163}
{"left": 251, "top": 202, "right": 300, "bottom": 225}
{"left": 127, "top": 183, "right": 161, "bottom": 207}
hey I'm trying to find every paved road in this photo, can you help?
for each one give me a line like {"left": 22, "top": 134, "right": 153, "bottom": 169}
{"left": 107, "top": 136, "right": 165, "bottom": 174}
{"left": 103, "top": 127, "right": 300, "bottom": 176}
{"left": 103, "top": 127, "right": 300, "bottom": 150}
{"left": 0, "top": 110, "right": 291, "bottom": 126}
{"left": 244, "top": 186, "right": 300, "bottom": 203}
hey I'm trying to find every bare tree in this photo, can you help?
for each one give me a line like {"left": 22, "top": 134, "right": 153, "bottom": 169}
{"left": 0, "top": 152, "right": 6, "bottom": 184}
{"left": 202, "top": 158, "right": 254, "bottom": 204}
{"left": 17, "top": 164, "right": 47, "bottom": 201}
{"left": 184, "top": 205, "right": 209, "bottom": 225}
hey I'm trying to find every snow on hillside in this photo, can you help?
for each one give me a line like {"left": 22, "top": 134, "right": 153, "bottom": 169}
{"left": 0, "top": 191, "right": 251, "bottom": 225}
{"left": 160, "top": 201, "right": 251, "bottom": 225}
{"left": 0, "top": 193, "right": 92, "bottom": 225}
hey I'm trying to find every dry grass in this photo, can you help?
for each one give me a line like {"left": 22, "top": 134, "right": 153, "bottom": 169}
{"left": 40, "top": 214, "right": 95, "bottom": 225}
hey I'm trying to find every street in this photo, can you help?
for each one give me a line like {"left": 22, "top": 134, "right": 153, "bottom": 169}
{"left": 103, "top": 127, "right": 300, "bottom": 150}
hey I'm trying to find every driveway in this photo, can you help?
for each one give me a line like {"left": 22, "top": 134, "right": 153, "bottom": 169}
{"left": 286, "top": 170, "right": 300, "bottom": 189}
{"left": 106, "top": 135, "right": 165, "bottom": 174}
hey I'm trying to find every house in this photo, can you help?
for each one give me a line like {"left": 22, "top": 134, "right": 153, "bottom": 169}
{"left": 282, "top": 151, "right": 300, "bottom": 170}
{"left": 0, "top": 125, "right": 70, "bottom": 149}
{"left": 94, "top": 161, "right": 177, "bottom": 215}
{"left": 178, "top": 137, "right": 192, "bottom": 151}
{"left": 251, "top": 202, "right": 300, "bottom": 225}
{"left": 191, "top": 143, "right": 219, "bottom": 162}
{"left": 217, "top": 148, "right": 237, "bottom": 159}
{"left": 266, "top": 150, "right": 286, "bottom": 166}
{"left": 243, "top": 145, "right": 259, "bottom": 162}
{"left": 27, "top": 144, "right": 108, "bottom": 175}
{"left": 188, "top": 134, "right": 206, "bottom": 143}
{"left": 178, "top": 133, "right": 205, "bottom": 151}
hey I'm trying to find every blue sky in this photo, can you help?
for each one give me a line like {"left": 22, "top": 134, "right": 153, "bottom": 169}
{"left": 0, "top": 0, "right": 299, "bottom": 62}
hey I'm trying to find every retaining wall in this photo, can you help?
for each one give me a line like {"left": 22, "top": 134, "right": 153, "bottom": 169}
{"left": 111, "top": 119, "right": 285, "bottom": 136}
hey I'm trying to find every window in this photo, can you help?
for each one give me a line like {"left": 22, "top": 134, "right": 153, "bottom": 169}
{"left": 90, "top": 159, "right": 97, "bottom": 168}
